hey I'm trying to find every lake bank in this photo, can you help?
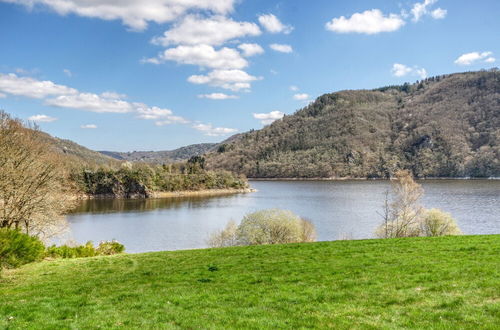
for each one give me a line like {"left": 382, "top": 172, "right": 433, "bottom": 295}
{"left": 75, "top": 187, "right": 255, "bottom": 200}
{"left": 2, "top": 235, "right": 498, "bottom": 328}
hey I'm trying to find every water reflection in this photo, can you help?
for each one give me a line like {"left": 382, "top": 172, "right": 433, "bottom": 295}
{"left": 71, "top": 194, "right": 242, "bottom": 214}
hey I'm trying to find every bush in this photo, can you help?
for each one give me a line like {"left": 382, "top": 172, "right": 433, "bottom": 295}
{"left": 96, "top": 240, "right": 125, "bottom": 255}
{"left": 0, "top": 228, "right": 45, "bottom": 269}
{"left": 46, "top": 240, "right": 125, "bottom": 259}
{"left": 207, "top": 221, "right": 239, "bottom": 248}
{"left": 420, "top": 209, "right": 462, "bottom": 237}
{"left": 208, "top": 209, "right": 317, "bottom": 247}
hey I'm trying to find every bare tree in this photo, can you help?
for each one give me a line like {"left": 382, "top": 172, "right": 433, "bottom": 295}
{"left": 0, "top": 111, "right": 75, "bottom": 240}
{"left": 375, "top": 170, "right": 424, "bottom": 238}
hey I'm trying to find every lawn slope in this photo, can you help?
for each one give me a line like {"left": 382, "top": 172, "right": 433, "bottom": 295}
{"left": 1, "top": 235, "right": 499, "bottom": 328}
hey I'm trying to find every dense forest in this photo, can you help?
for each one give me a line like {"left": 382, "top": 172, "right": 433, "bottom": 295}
{"left": 206, "top": 70, "right": 500, "bottom": 178}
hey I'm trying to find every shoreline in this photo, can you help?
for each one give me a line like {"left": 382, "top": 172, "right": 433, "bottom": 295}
{"left": 77, "top": 188, "right": 256, "bottom": 200}
{"left": 248, "top": 177, "right": 500, "bottom": 181}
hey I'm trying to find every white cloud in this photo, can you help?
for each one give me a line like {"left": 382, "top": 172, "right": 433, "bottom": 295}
{"left": 325, "top": 9, "right": 405, "bottom": 34}
{"left": 46, "top": 93, "right": 134, "bottom": 113}
{"left": 238, "top": 43, "right": 264, "bottom": 57}
{"left": 411, "top": 0, "right": 446, "bottom": 22}
{"left": 81, "top": 124, "right": 97, "bottom": 129}
{"left": 289, "top": 85, "right": 299, "bottom": 92}
{"left": 0, "top": 93, "right": 6, "bottom": 98}
{"left": 0, "top": 73, "right": 77, "bottom": 99}
{"left": 149, "top": 44, "right": 248, "bottom": 70}
{"left": 135, "top": 105, "right": 189, "bottom": 125}
{"left": 192, "top": 123, "right": 237, "bottom": 136}
{"left": 101, "top": 91, "right": 127, "bottom": 99}
{"left": 188, "top": 69, "right": 261, "bottom": 91}
{"left": 253, "top": 111, "right": 284, "bottom": 125}
{"left": 430, "top": 8, "right": 447, "bottom": 19}
{"left": 391, "top": 63, "right": 427, "bottom": 79}
{"left": 3, "top": 0, "right": 235, "bottom": 31}
{"left": 258, "top": 14, "right": 293, "bottom": 34}
{"left": 454, "top": 51, "right": 495, "bottom": 66}
{"left": 412, "top": 0, "right": 435, "bottom": 21}
{"left": 391, "top": 63, "right": 413, "bottom": 77}
{"left": 28, "top": 114, "right": 57, "bottom": 123}
{"left": 0, "top": 71, "right": 224, "bottom": 135}
{"left": 152, "top": 15, "right": 260, "bottom": 46}
{"left": 198, "top": 93, "right": 239, "bottom": 100}
{"left": 270, "top": 43, "right": 293, "bottom": 53}
{"left": 63, "top": 69, "right": 72, "bottom": 77}
{"left": 293, "top": 93, "right": 309, "bottom": 101}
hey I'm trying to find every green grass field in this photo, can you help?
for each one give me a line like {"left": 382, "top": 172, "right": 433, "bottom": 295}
{"left": 1, "top": 235, "right": 499, "bottom": 329}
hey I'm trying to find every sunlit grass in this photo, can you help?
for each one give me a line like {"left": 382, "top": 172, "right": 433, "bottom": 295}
{"left": 1, "top": 235, "right": 499, "bottom": 328}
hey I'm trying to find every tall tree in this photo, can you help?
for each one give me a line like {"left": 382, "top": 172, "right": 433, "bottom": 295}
{"left": 0, "top": 111, "right": 74, "bottom": 239}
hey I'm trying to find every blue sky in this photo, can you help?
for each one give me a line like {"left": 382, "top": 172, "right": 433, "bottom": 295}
{"left": 0, "top": 0, "right": 498, "bottom": 151}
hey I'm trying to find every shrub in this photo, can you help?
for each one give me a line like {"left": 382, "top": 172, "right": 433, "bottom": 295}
{"left": 420, "top": 209, "right": 462, "bottom": 236}
{"left": 208, "top": 209, "right": 317, "bottom": 248}
{"left": 96, "top": 240, "right": 125, "bottom": 255}
{"left": 0, "top": 228, "right": 45, "bottom": 269}
{"left": 237, "top": 209, "right": 304, "bottom": 245}
{"left": 46, "top": 240, "right": 125, "bottom": 258}
{"left": 46, "top": 241, "right": 97, "bottom": 258}
{"left": 207, "top": 221, "right": 239, "bottom": 248}
{"left": 300, "top": 218, "right": 317, "bottom": 242}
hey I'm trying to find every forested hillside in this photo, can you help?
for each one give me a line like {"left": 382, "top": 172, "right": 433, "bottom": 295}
{"left": 100, "top": 143, "right": 216, "bottom": 164}
{"left": 37, "top": 132, "right": 118, "bottom": 167}
{"left": 206, "top": 70, "right": 500, "bottom": 178}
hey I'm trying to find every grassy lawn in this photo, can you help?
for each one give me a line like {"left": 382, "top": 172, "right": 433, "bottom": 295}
{"left": 1, "top": 235, "right": 499, "bottom": 329}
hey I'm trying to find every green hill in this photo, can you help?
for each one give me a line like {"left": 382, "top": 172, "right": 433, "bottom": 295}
{"left": 100, "top": 143, "right": 217, "bottom": 164}
{"left": 1, "top": 235, "right": 498, "bottom": 328}
{"left": 206, "top": 70, "right": 500, "bottom": 178}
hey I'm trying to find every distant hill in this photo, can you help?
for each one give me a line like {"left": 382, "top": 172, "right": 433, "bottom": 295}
{"left": 206, "top": 70, "right": 500, "bottom": 178}
{"left": 36, "top": 132, "right": 118, "bottom": 167}
{"left": 100, "top": 143, "right": 217, "bottom": 164}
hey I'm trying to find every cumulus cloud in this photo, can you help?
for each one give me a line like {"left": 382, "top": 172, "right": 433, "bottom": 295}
{"left": 269, "top": 43, "right": 293, "bottom": 53}
{"left": 289, "top": 85, "right": 299, "bottom": 92}
{"left": 391, "top": 63, "right": 427, "bottom": 79}
{"left": 0, "top": 73, "right": 77, "bottom": 99}
{"left": 0, "top": 71, "right": 233, "bottom": 136}
{"left": 293, "top": 93, "right": 310, "bottom": 101}
{"left": 411, "top": 0, "right": 446, "bottom": 22}
{"left": 188, "top": 69, "right": 261, "bottom": 91}
{"left": 46, "top": 93, "right": 134, "bottom": 113}
{"left": 238, "top": 43, "right": 264, "bottom": 57}
{"left": 454, "top": 51, "right": 495, "bottom": 66}
{"left": 28, "top": 114, "right": 57, "bottom": 123}
{"left": 135, "top": 105, "right": 189, "bottom": 125}
{"left": 152, "top": 15, "right": 260, "bottom": 46}
{"left": 198, "top": 93, "right": 239, "bottom": 100}
{"left": 81, "top": 124, "right": 97, "bottom": 129}
{"left": 325, "top": 9, "right": 405, "bottom": 34}
{"left": 2, "top": 0, "right": 235, "bottom": 31}
{"left": 148, "top": 44, "right": 248, "bottom": 70}
{"left": 192, "top": 123, "right": 237, "bottom": 136}
{"left": 63, "top": 69, "right": 72, "bottom": 77}
{"left": 258, "top": 14, "right": 293, "bottom": 34}
{"left": 253, "top": 111, "right": 284, "bottom": 125}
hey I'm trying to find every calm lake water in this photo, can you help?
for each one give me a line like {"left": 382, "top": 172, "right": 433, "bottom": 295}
{"left": 66, "top": 180, "right": 500, "bottom": 253}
